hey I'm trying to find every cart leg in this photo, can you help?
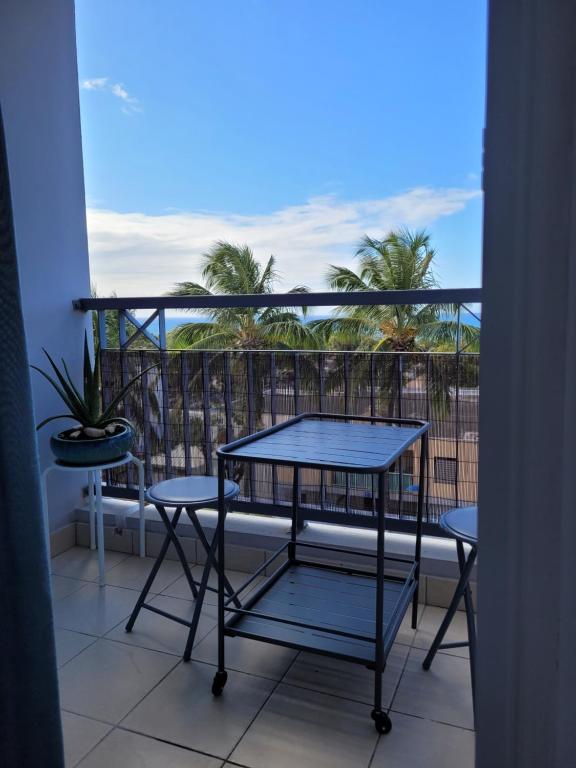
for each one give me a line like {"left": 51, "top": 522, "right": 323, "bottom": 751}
{"left": 288, "top": 467, "right": 300, "bottom": 562}
{"left": 212, "top": 457, "right": 228, "bottom": 696}
{"left": 371, "top": 472, "right": 392, "bottom": 735}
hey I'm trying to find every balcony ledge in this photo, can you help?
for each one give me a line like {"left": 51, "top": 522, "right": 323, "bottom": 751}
{"left": 75, "top": 495, "right": 474, "bottom": 582}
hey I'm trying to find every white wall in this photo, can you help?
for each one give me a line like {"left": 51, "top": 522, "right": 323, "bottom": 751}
{"left": 0, "top": 0, "right": 91, "bottom": 531}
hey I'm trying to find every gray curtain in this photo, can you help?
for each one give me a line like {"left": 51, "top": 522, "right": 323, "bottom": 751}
{"left": 0, "top": 107, "right": 64, "bottom": 765}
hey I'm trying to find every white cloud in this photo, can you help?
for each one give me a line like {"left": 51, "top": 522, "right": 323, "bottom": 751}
{"left": 80, "top": 77, "right": 141, "bottom": 114}
{"left": 81, "top": 77, "right": 108, "bottom": 90}
{"left": 86, "top": 187, "right": 481, "bottom": 297}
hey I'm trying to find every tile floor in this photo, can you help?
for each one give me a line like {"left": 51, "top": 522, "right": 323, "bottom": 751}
{"left": 53, "top": 547, "right": 475, "bottom": 768}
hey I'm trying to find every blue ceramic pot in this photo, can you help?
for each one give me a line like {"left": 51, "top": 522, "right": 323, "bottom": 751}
{"left": 50, "top": 424, "right": 135, "bottom": 466}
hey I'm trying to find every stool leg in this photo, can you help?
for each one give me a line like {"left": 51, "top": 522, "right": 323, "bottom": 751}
{"left": 458, "top": 540, "right": 477, "bottom": 720}
{"left": 186, "top": 507, "right": 241, "bottom": 607}
{"left": 183, "top": 525, "right": 220, "bottom": 661}
{"left": 422, "top": 543, "right": 477, "bottom": 671}
{"left": 126, "top": 506, "right": 189, "bottom": 631}
{"left": 156, "top": 505, "right": 199, "bottom": 599}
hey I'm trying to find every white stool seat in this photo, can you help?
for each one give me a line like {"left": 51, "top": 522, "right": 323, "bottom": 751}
{"left": 146, "top": 476, "right": 239, "bottom": 507}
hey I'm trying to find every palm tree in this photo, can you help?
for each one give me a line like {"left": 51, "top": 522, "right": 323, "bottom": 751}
{"left": 311, "top": 229, "right": 480, "bottom": 352}
{"left": 166, "top": 241, "right": 313, "bottom": 350}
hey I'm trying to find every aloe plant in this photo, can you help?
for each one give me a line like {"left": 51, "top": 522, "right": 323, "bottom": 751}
{"left": 31, "top": 332, "right": 154, "bottom": 435}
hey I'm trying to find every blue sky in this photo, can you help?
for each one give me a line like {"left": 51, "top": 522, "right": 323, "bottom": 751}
{"left": 75, "top": 0, "right": 487, "bottom": 297}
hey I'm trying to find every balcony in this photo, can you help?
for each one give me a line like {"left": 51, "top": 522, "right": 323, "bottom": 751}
{"left": 46, "top": 291, "right": 478, "bottom": 767}
{"left": 53, "top": 545, "right": 474, "bottom": 768}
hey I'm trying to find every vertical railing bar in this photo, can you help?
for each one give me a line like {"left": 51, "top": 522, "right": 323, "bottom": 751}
{"left": 223, "top": 352, "right": 233, "bottom": 444}
{"left": 97, "top": 310, "right": 108, "bottom": 350}
{"left": 293, "top": 352, "right": 303, "bottom": 516}
{"left": 202, "top": 352, "right": 214, "bottom": 476}
{"left": 97, "top": 311, "right": 111, "bottom": 491}
{"left": 118, "top": 309, "right": 127, "bottom": 349}
{"left": 455, "top": 306, "right": 462, "bottom": 508}
{"left": 158, "top": 309, "right": 167, "bottom": 350}
{"left": 139, "top": 350, "right": 153, "bottom": 486}
{"left": 118, "top": 310, "right": 134, "bottom": 486}
{"left": 398, "top": 354, "right": 404, "bottom": 520}
{"left": 370, "top": 353, "right": 377, "bottom": 517}
{"left": 397, "top": 353, "right": 403, "bottom": 419}
{"left": 343, "top": 352, "right": 350, "bottom": 415}
{"left": 246, "top": 352, "right": 256, "bottom": 500}
{"left": 293, "top": 352, "right": 300, "bottom": 414}
{"left": 270, "top": 352, "right": 278, "bottom": 505}
{"left": 456, "top": 303, "right": 462, "bottom": 354}
{"left": 318, "top": 352, "right": 325, "bottom": 513}
{"left": 425, "top": 354, "right": 431, "bottom": 523}
{"left": 181, "top": 353, "right": 192, "bottom": 476}
{"left": 158, "top": 310, "right": 172, "bottom": 478}
{"left": 343, "top": 353, "right": 350, "bottom": 516}
{"left": 370, "top": 353, "right": 376, "bottom": 418}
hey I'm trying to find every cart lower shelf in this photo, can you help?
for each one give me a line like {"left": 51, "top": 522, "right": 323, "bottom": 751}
{"left": 225, "top": 561, "right": 417, "bottom": 665}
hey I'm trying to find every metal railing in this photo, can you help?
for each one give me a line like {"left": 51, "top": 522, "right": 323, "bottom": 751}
{"left": 75, "top": 289, "right": 481, "bottom": 534}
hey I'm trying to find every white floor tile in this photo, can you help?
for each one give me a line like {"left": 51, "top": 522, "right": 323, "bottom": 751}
{"left": 61, "top": 711, "right": 111, "bottom": 767}
{"left": 104, "top": 556, "right": 184, "bottom": 593}
{"left": 123, "top": 660, "right": 275, "bottom": 759}
{"left": 371, "top": 711, "right": 475, "bottom": 768}
{"left": 53, "top": 582, "right": 139, "bottom": 636}
{"left": 52, "top": 547, "right": 130, "bottom": 582}
{"left": 52, "top": 575, "right": 88, "bottom": 601}
{"left": 55, "top": 628, "right": 97, "bottom": 668}
{"left": 231, "top": 682, "right": 378, "bottom": 768}
{"left": 392, "top": 647, "right": 474, "bottom": 730}
{"left": 412, "top": 605, "right": 471, "bottom": 658}
{"left": 161, "top": 566, "right": 262, "bottom": 605}
{"left": 59, "top": 639, "right": 178, "bottom": 723}
{"left": 283, "top": 643, "right": 409, "bottom": 706}
{"left": 395, "top": 600, "right": 425, "bottom": 647}
{"left": 192, "top": 627, "right": 297, "bottom": 680}
{"left": 77, "top": 728, "right": 223, "bottom": 768}
{"left": 105, "top": 594, "right": 217, "bottom": 656}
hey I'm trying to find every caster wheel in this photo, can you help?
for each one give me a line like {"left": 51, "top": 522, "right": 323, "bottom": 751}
{"left": 371, "top": 710, "right": 392, "bottom": 735}
{"left": 212, "top": 671, "right": 228, "bottom": 697}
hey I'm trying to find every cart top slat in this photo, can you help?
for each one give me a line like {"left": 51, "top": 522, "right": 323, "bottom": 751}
{"left": 218, "top": 413, "right": 429, "bottom": 472}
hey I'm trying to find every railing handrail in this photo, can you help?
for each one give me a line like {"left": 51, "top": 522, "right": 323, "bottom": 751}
{"left": 74, "top": 287, "right": 482, "bottom": 311}
{"left": 102, "top": 347, "right": 481, "bottom": 356}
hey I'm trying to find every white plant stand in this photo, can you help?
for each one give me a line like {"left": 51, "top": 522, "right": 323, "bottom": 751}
{"left": 41, "top": 452, "right": 146, "bottom": 586}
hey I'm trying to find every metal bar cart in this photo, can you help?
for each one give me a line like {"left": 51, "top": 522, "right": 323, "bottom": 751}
{"left": 211, "top": 412, "right": 429, "bottom": 734}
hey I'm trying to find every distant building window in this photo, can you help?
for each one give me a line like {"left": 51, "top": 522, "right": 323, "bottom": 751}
{"left": 435, "top": 457, "right": 458, "bottom": 484}
{"left": 391, "top": 451, "right": 415, "bottom": 476}
{"left": 333, "top": 472, "right": 372, "bottom": 491}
